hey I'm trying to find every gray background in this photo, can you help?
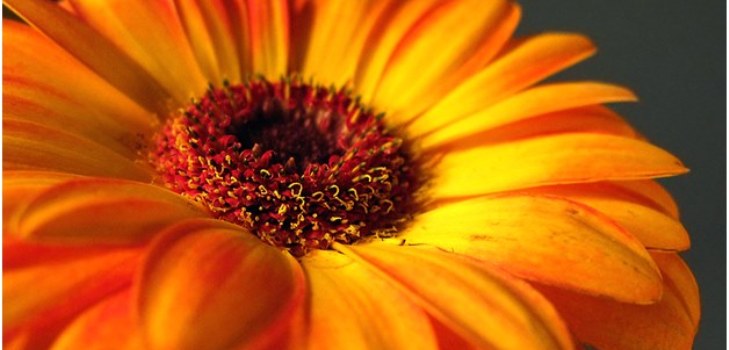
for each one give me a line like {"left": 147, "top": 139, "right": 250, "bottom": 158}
{"left": 516, "top": 1, "right": 726, "bottom": 348}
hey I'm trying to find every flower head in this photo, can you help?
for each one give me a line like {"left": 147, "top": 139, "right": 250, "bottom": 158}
{"left": 4, "top": 0, "right": 699, "bottom": 349}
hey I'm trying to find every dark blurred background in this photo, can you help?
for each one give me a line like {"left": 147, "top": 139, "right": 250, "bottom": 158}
{"left": 516, "top": 1, "right": 726, "bottom": 348}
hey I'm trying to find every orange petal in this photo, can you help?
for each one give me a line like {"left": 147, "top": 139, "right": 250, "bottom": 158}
{"left": 354, "top": 0, "right": 453, "bottom": 100}
{"left": 5, "top": 94, "right": 140, "bottom": 160}
{"left": 429, "top": 315, "right": 479, "bottom": 350}
{"left": 173, "top": 0, "right": 245, "bottom": 83}
{"left": 3, "top": 171, "right": 80, "bottom": 236}
{"left": 16, "top": 178, "right": 208, "bottom": 245}
{"left": 408, "top": 32, "right": 596, "bottom": 135}
{"left": 371, "top": 0, "right": 517, "bottom": 124}
{"left": 434, "top": 3, "right": 521, "bottom": 100}
{"left": 300, "top": 250, "right": 437, "bottom": 350}
{"left": 650, "top": 253, "right": 701, "bottom": 327}
{"left": 286, "top": 0, "right": 315, "bottom": 73}
{"left": 401, "top": 194, "right": 663, "bottom": 303}
{"left": 500, "top": 106, "right": 635, "bottom": 141}
{"left": 418, "top": 81, "right": 637, "bottom": 148}
{"left": 4, "top": 248, "right": 141, "bottom": 339}
{"left": 537, "top": 252, "right": 699, "bottom": 349}
{"left": 4, "top": 238, "right": 126, "bottom": 271}
{"left": 4, "top": 119, "right": 152, "bottom": 181}
{"left": 246, "top": 0, "right": 289, "bottom": 78}
{"left": 138, "top": 219, "right": 305, "bottom": 350}
{"left": 434, "top": 105, "right": 638, "bottom": 151}
{"left": 612, "top": 180, "right": 680, "bottom": 219}
{"left": 166, "top": 0, "right": 222, "bottom": 82}
{"left": 4, "top": 324, "right": 64, "bottom": 350}
{"left": 338, "top": 243, "right": 574, "bottom": 350}
{"left": 3, "top": 20, "right": 157, "bottom": 146}
{"left": 516, "top": 183, "right": 689, "bottom": 250}
{"left": 432, "top": 132, "right": 687, "bottom": 198}
{"left": 4, "top": 0, "right": 171, "bottom": 113}
{"left": 300, "top": 0, "right": 391, "bottom": 87}
{"left": 68, "top": 0, "right": 208, "bottom": 103}
{"left": 51, "top": 289, "right": 144, "bottom": 350}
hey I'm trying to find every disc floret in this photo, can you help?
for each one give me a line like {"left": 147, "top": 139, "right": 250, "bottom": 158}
{"left": 151, "top": 78, "right": 420, "bottom": 256}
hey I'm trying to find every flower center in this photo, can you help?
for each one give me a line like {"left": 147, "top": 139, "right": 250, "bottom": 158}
{"left": 150, "top": 78, "right": 421, "bottom": 256}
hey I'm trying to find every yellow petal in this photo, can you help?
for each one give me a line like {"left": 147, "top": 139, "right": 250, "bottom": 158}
{"left": 354, "top": 0, "right": 453, "bottom": 100}
{"left": 430, "top": 105, "right": 638, "bottom": 151}
{"left": 537, "top": 252, "right": 699, "bottom": 349}
{"left": 418, "top": 81, "right": 637, "bottom": 149}
{"left": 3, "top": 20, "right": 157, "bottom": 143}
{"left": 68, "top": 0, "right": 208, "bottom": 103}
{"left": 516, "top": 183, "right": 689, "bottom": 250}
{"left": 5, "top": 95, "right": 140, "bottom": 160}
{"left": 300, "top": 250, "right": 437, "bottom": 350}
{"left": 338, "top": 243, "right": 573, "bottom": 350}
{"left": 246, "top": 0, "right": 289, "bottom": 78}
{"left": 174, "top": 0, "right": 246, "bottom": 83}
{"left": 401, "top": 194, "right": 663, "bottom": 303}
{"left": 3, "top": 171, "right": 80, "bottom": 235}
{"left": 4, "top": 119, "right": 152, "bottom": 181}
{"left": 432, "top": 132, "right": 687, "bottom": 198}
{"left": 650, "top": 253, "right": 701, "bottom": 328}
{"left": 4, "top": 0, "right": 171, "bottom": 113}
{"left": 16, "top": 178, "right": 208, "bottom": 245}
{"left": 4, "top": 249, "right": 141, "bottom": 338}
{"left": 139, "top": 219, "right": 305, "bottom": 350}
{"left": 173, "top": 0, "right": 224, "bottom": 81}
{"left": 409, "top": 32, "right": 596, "bottom": 135}
{"left": 50, "top": 289, "right": 142, "bottom": 350}
{"left": 301, "top": 0, "right": 391, "bottom": 87}
{"left": 366, "top": 0, "right": 518, "bottom": 123}
{"left": 612, "top": 180, "right": 680, "bottom": 219}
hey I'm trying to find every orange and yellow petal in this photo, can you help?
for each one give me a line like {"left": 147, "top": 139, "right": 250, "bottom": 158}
{"left": 3, "top": 20, "right": 157, "bottom": 152}
{"left": 174, "top": 0, "right": 249, "bottom": 83}
{"left": 338, "top": 243, "right": 574, "bottom": 350}
{"left": 4, "top": 248, "right": 142, "bottom": 343}
{"left": 417, "top": 81, "right": 637, "bottom": 149}
{"left": 516, "top": 182, "right": 689, "bottom": 250}
{"left": 13, "top": 177, "right": 209, "bottom": 245}
{"left": 408, "top": 32, "right": 596, "bottom": 135}
{"left": 538, "top": 253, "right": 699, "bottom": 349}
{"left": 50, "top": 289, "right": 144, "bottom": 350}
{"left": 300, "top": 250, "right": 437, "bottom": 350}
{"left": 612, "top": 180, "right": 680, "bottom": 219}
{"left": 5, "top": 0, "right": 172, "bottom": 113}
{"left": 3, "top": 171, "right": 80, "bottom": 234}
{"left": 400, "top": 194, "right": 662, "bottom": 303}
{"left": 431, "top": 132, "right": 687, "bottom": 198}
{"left": 4, "top": 119, "right": 152, "bottom": 181}
{"left": 67, "top": 0, "right": 209, "bottom": 103}
{"left": 138, "top": 219, "right": 305, "bottom": 349}
{"left": 246, "top": 0, "right": 289, "bottom": 79}
{"left": 353, "top": 0, "right": 456, "bottom": 100}
{"left": 370, "top": 0, "right": 517, "bottom": 124}
{"left": 432, "top": 105, "right": 639, "bottom": 151}
{"left": 299, "top": 0, "right": 391, "bottom": 87}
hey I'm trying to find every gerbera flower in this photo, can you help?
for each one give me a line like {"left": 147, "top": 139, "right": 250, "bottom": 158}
{"left": 4, "top": 0, "right": 700, "bottom": 349}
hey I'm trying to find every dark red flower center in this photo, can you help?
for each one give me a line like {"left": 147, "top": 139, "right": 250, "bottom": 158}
{"left": 151, "top": 79, "right": 421, "bottom": 256}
